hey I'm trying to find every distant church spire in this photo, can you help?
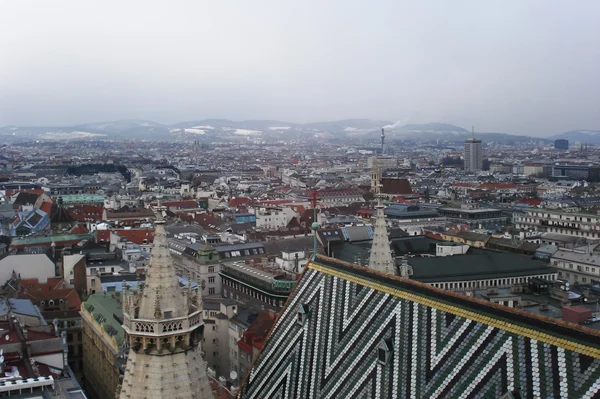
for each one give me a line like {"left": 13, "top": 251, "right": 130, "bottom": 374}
{"left": 118, "top": 192, "right": 211, "bottom": 399}
{"left": 368, "top": 158, "right": 395, "bottom": 275}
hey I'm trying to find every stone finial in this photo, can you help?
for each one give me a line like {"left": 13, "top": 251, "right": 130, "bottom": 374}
{"left": 182, "top": 287, "right": 189, "bottom": 315}
{"left": 154, "top": 288, "right": 162, "bottom": 319}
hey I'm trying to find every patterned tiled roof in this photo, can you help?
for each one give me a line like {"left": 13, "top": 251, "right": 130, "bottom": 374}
{"left": 240, "top": 255, "right": 600, "bottom": 398}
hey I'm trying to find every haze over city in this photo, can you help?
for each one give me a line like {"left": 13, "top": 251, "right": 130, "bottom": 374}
{"left": 1, "top": 0, "right": 599, "bottom": 136}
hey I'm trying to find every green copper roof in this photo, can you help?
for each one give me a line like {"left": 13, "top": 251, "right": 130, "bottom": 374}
{"left": 83, "top": 292, "right": 124, "bottom": 347}
{"left": 59, "top": 194, "right": 105, "bottom": 203}
{"left": 11, "top": 232, "right": 95, "bottom": 246}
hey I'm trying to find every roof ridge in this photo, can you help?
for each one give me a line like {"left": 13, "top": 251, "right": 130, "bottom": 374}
{"left": 313, "top": 255, "right": 600, "bottom": 339}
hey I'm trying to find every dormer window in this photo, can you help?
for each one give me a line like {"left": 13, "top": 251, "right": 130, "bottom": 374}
{"left": 297, "top": 304, "right": 310, "bottom": 326}
{"left": 377, "top": 338, "right": 393, "bottom": 366}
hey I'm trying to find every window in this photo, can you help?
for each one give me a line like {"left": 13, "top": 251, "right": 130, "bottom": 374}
{"left": 208, "top": 277, "right": 215, "bottom": 284}
{"left": 208, "top": 266, "right": 215, "bottom": 273}
{"left": 297, "top": 304, "right": 310, "bottom": 326}
{"left": 377, "top": 339, "right": 393, "bottom": 366}
{"left": 91, "top": 279, "right": 96, "bottom": 287}
{"left": 209, "top": 288, "right": 215, "bottom": 295}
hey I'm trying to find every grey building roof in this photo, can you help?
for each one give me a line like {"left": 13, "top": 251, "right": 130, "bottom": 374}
{"left": 262, "top": 237, "right": 314, "bottom": 255}
{"left": 539, "top": 233, "right": 581, "bottom": 243}
{"left": 215, "top": 242, "right": 264, "bottom": 252}
{"left": 408, "top": 249, "right": 555, "bottom": 283}
{"left": 9, "top": 298, "right": 44, "bottom": 319}
{"left": 536, "top": 244, "right": 560, "bottom": 255}
{"left": 551, "top": 249, "right": 600, "bottom": 265}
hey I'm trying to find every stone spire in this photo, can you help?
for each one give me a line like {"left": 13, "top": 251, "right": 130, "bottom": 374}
{"left": 119, "top": 194, "right": 212, "bottom": 399}
{"left": 368, "top": 159, "right": 396, "bottom": 275}
{"left": 136, "top": 197, "right": 185, "bottom": 320}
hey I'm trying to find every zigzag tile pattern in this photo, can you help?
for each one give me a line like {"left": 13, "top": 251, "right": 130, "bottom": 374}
{"left": 240, "top": 257, "right": 600, "bottom": 399}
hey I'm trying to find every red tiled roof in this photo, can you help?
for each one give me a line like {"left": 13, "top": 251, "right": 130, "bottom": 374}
{"left": 19, "top": 278, "right": 81, "bottom": 309}
{"left": 290, "top": 205, "right": 305, "bottom": 214}
{"left": 97, "top": 229, "right": 155, "bottom": 244}
{"left": 519, "top": 198, "right": 543, "bottom": 206}
{"left": 228, "top": 197, "right": 252, "bottom": 207}
{"left": 356, "top": 209, "right": 373, "bottom": 216}
{"left": 194, "top": 213, "right": 223, "bottom": 229}
{"left": 39, "top": 201, "right": 53, "bottom": 215}
{"left": 381, "top": 178, "right": 412, "bottom": 195}
{"left": 105, "top": 209, "right": 155, "bottom": 219}
{"left": 67, "top": 205, "right": 104, "bottom": 222}
{"left": 237, "top": 339, "right": 253, "bottom": 354}
{"left": 96, "top": 230, "right": 110, "bottom": 242}
{"left": 239, "top": 311, "right": 276, "bottom": 352}
{"left": 391, "top": 196, "right": 414, "bottom": 204}
{"left": 479, "top": 183, "right": 517, "bottom": 190}
{"left": 424, "top": 231, "right": 443, "bottom": 240}
{"left": 6, "top": 188, "right": 45, "bottom": 197}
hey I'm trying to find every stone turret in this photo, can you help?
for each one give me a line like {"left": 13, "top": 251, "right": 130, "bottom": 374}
{"left": 368, "top": 158, "right": 396, "bottom": 275}
{"left": 119, "top": 195, "right": 211, "bottom": 398}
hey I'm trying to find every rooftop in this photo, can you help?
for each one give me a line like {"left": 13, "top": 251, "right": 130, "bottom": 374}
{"left": 82, "top": 292, "right": 125, "bottom": 347}
{"left": 407, "top": 249, "right": 555, "bottom": 282}
{"left": 240, "top": 255, "right": 600, "bottom": 398}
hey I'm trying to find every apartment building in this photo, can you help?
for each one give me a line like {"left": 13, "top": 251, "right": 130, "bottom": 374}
{"left": 550, "top": 245, "right": 600, "bottom": 284}
{"left": 169, "top": 242, "right": 223, "bottom": 297}
{"left": 514, "top": 209, "right": 600, "bottom": 241}
{"left": 80, "top": 293, "right": 125, "bottom": 399}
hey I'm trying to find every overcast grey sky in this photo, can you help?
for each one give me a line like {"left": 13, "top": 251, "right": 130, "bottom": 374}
{"left": 1, "top": 1, "right": 599, "bottom": 136}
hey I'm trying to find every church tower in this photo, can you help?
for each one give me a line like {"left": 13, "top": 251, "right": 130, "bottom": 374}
{"left": 118, "top": 196, "right": 212, "bottom": 399}
{"left": 369, "top": 158, "right": 396, "bottom": 275}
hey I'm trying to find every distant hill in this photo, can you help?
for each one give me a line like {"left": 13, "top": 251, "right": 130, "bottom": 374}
{"left": 0, "top": 118, "right": 553, "bottom": 145}
{"left": 303, "top": 119, "right": 393, "bottom": 132}
{"left": 389, "top": 123, "right": 546, "bottom": 145}
{"left": 400, "top": 123, "right": 469, "bottom": 133}
{"left": 550, "top": 130, "right": 600, "bottom": 144}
